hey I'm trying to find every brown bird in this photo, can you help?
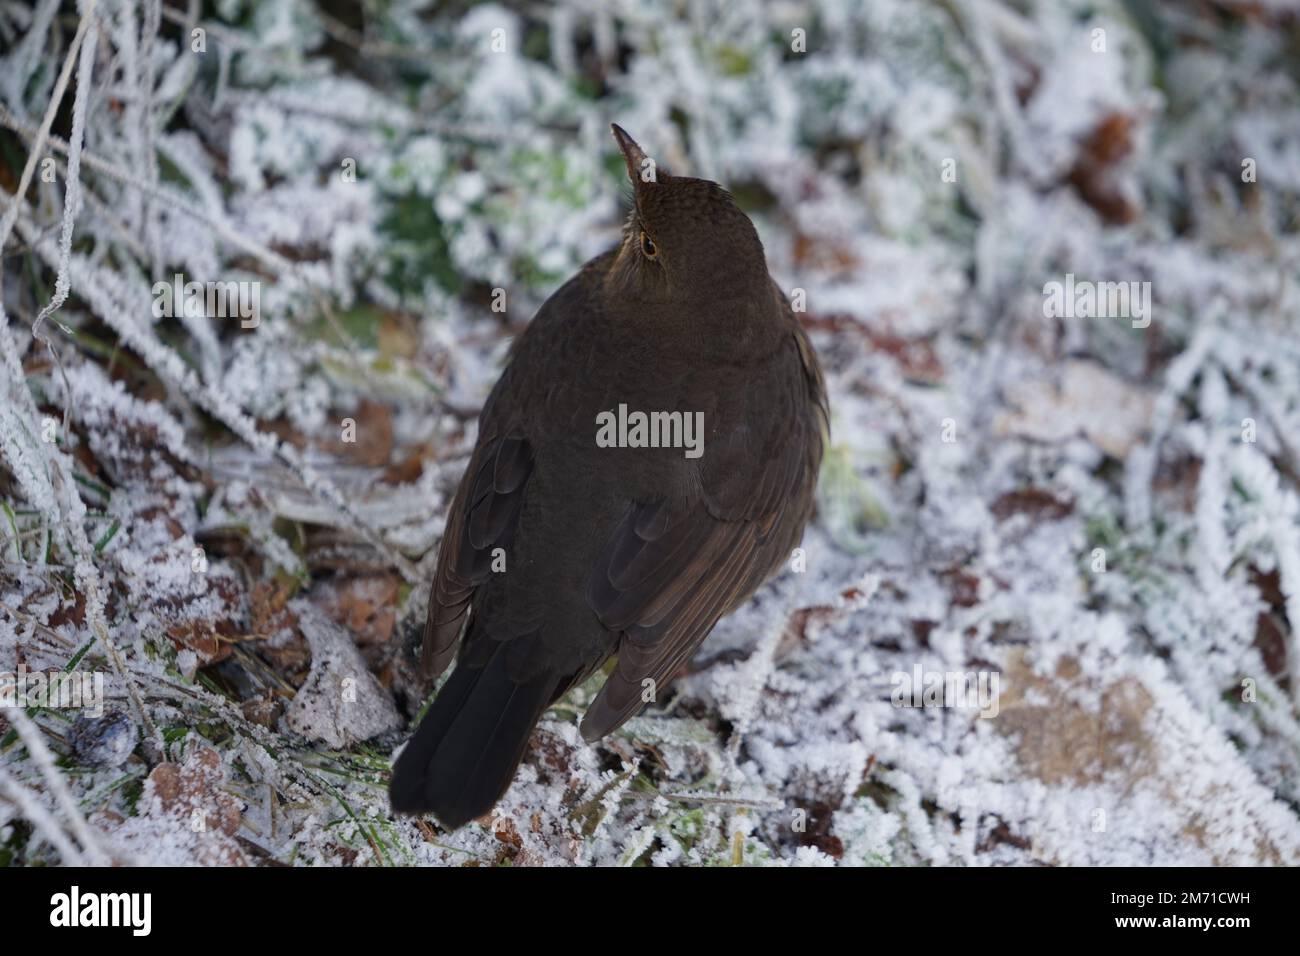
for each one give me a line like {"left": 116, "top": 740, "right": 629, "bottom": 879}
{"left": 389, "top": 125, "right": 827, "bottom": 828}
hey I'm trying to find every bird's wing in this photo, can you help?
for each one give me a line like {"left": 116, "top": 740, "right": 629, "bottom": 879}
{"left": 420, "top": 253, "right": 614, "bottom": 680}
{"left": 581, "top": 322, "right": 826, "bottom": 739}
{"left": 421, "top": 432, "right": 533, "bottom": 678}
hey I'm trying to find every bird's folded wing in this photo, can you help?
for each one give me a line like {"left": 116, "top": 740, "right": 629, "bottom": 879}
{"left": 581, "top": 328, "right": 826, "bottom": 739}
{"left": 421, "top": 433, "right": 533, "bottom": 678}
{"left": 420, "top": 259, "right": 609, "bottom": 679}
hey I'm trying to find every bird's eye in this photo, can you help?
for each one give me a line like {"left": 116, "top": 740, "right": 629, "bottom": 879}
{"left": 639, "top": 230, "right": 657, "bottom": 259}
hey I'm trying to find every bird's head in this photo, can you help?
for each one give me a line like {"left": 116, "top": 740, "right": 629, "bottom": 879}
{"left": 606, "top": 124, "right": 769, "bottom": 306}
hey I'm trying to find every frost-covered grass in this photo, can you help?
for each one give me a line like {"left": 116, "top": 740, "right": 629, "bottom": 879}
{"left": 1, "top": 0, "right": 1299, "bottom": 866}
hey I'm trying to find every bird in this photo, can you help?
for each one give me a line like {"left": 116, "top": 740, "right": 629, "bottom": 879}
{"left": 389, "top": 124, "right": 828, "bottom": 828}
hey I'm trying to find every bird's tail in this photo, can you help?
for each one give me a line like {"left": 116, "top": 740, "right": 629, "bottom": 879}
{"left": 389, "top": 643, "right": 558, "bottom": 829}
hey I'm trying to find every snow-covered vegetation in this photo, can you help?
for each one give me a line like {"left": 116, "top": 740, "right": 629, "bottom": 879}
{"left": 1, "top": 0, "right": 1298, "bottom": 865}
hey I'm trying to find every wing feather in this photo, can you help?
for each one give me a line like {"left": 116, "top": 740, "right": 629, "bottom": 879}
{"left": 580, "top": 322, "right": 825, "bottom": 740}
{"left": 422, "top": 434, "right": 534, "bottom": 678}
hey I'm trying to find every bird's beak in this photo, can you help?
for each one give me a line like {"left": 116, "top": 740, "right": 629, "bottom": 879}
{"left": 611, "top": 124, "right": 655, "bottom": 187}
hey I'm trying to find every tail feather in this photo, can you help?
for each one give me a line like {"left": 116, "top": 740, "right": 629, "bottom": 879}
{"left": 390, "top": 644, "right": 556, "bottom": 829}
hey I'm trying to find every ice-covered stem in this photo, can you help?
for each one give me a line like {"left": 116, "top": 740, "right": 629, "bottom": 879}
{"left": 1, "top": 98, "right": 383, "bottom": 395}
{"left": 0, "top": 299, "right": 158, "bottom": 752}
{"left": 0, "top": 0, "right": 158, "bottom": 756}
{"left": 30, "top": 7, "right": 98, "bottom": 437}
{"left": 0, "top": 103, "right": 298, "bottom": 275}
{"left": 0, "top": 766, "right": 86, "bottom": 865}
{"left": 1124, "top": 325, "right": 1215, "bottom": 532}
{"left": 3, "top": 707, "right": 114, "bottom": 865}
{"left": 0, "top": 0, "right": 62, "bottom": 110}
{"left": 10, "top": 214, "right": 423, "bottom": 585}
{"left": 139, "top": 0, "right": 164, "bottom": 277}
{"left": 1233, "top": 443, "right": 1300, "bottom": 708}
{"left": 30, "top": 8, "right": 96, "bottom": 340}
{"left": 0, "top": 0, "right": 99, "bottom": 259}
